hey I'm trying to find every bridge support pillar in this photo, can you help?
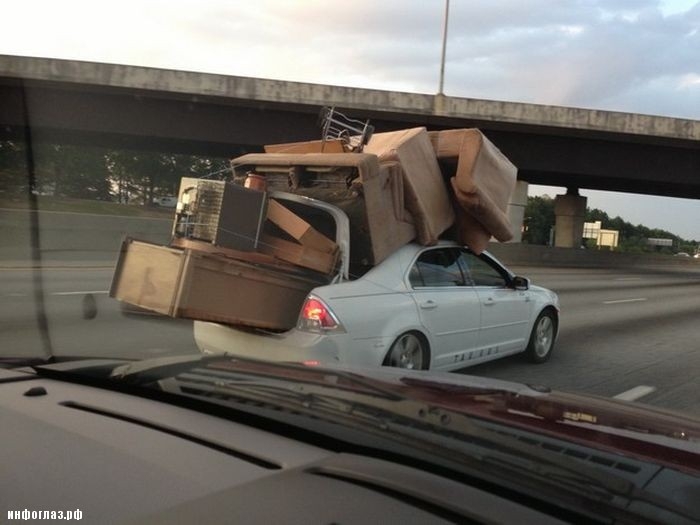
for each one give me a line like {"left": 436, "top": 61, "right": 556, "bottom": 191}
{"left": 554, "top": 190, "right": 587, "bottom": 248}
{"left": 506, "top": 180, "right": 528, "bottom": 243}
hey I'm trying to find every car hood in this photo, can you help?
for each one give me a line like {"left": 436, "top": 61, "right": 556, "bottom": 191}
{"left": 32, "top": 355, "right": 700, "bottom": 475}
{"left": 529, "top": 283, "right": 559, "bottom": 301}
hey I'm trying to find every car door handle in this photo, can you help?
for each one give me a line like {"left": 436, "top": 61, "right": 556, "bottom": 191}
{"left": 420, "top": 300, "right": 438, "bottom": 310}
{"left": 483, "top": 297, "right": 495, "bottom": 306}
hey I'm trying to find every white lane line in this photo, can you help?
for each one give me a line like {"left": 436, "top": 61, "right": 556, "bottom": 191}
{"left": 603, "top": 297, "right": 647, "bottom": 305}
{"left": 51, "top": 290, "right": 110, "bottom": 296}
{"left": 614, "top": 277, "right": 642, "bottom": 281}
{"left": 613, "top": 385, "right": 657, "bottom": 401}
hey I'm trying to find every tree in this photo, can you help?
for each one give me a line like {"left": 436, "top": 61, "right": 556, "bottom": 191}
{"left": 0, "top": 140, "right": 28, "bottom": 196}
{"left": 524, "top": 197, "right": 696, "bottom": 253}
{"left": 1, "top": 140, "right": 114, "bottom": 200}
{"left": 523, "top": 196, "right": 555, "bottom": 245}
{"left": 106, "top": 150, "right": 230, "bottom": 205}
{"left": 585, "top": 207, "right": 609, "bottom": 224}
{"left": 2, "top": 139, "right": 233, "bottom": 204}
{"left": 34, "top": 144, "right": 113, "bottom": 200}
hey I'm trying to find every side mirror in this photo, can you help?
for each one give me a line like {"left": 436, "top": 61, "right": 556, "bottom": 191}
{"left": 512, "top": 276, "right": 530, "bottom": 290}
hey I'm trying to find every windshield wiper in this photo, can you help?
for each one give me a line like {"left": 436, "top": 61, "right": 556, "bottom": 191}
{"left": 109, "top": 354, "right": 215, "bottom": 382}
{"left": 110, "top": 355, "right": 406, "bottom": 401}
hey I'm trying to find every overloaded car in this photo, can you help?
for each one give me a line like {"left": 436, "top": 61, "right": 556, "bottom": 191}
{"left": 111, "top": 128, "right": 558, "bottom": 371}
{"left": 194, "top": 241, "right": 560, "bottom": 370}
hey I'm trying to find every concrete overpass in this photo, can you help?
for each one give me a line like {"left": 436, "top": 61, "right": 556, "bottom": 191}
{"left": 1, "top": 55, "right": 699, "bottom": 246}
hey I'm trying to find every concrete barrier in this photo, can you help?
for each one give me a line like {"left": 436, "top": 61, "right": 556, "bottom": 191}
{"left": 487, "top": 242, "right": 700, "bottom": 269}
{"left": 0, "top": 209, "right": 171, "bottom": 264}
{"left": 2, "top": 208, "right": 696, "bottom": 270}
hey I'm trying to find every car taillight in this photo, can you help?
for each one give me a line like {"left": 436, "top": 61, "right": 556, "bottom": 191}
{"left": 298, "top": 296, "right": 344, "bottom": 333}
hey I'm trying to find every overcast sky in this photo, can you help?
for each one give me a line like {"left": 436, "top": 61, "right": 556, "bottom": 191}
{"left": 2, "top": 0, "right": 699, "bottom": 239}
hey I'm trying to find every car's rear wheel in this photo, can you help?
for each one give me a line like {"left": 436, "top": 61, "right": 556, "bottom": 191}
{"left": 525, "top": 309, "right": 557, "bottom": 363}
{"left": 384, "top": 332, "right": 429, "bottom": 370}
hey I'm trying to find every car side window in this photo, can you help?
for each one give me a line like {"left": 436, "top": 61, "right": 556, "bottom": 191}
{"left": 460, "top": 251, "right": 507, "bottom": 287}
{"left": 410, "top": 248, "right": 466, "bottom": 287}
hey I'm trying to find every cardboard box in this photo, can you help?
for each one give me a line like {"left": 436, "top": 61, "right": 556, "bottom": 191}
{"left": 258, "top": 234, "right": 338, "bottom": 275}
{"left": 111, "top": 238, "right": 324, "bottom": 331}
{"left": 266, "top": 199, "right": 338, "bottom": 255}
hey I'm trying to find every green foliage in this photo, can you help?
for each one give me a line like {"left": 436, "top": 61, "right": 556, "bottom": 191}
{"left": 0, "top": 140, "right": 29, "bottom": 195}
{"left": 104, "top": 150, "right": 229, "bottom": 205}
{"left": 583, "top": 238, "right": 598, "bottom": 250}
{"left": 0, "top": 139, "right": 230, "bottom": 205}
{"left": 525, "top": 197, "right": 696, "bottom": 252}
{"left": 523, "top": 195, "right": 555, "bottom": 245}
{"left": 34, "top": 144, "right": 113, "bottom": 200}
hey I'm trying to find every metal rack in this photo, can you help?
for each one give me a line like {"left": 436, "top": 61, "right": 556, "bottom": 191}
{"left": 319, "top": 106, "right": 374, "bottom": 152}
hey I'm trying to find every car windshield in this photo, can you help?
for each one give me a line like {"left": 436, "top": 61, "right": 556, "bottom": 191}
{"left": 2, "top": 2, "right": 700, "bottom": 523}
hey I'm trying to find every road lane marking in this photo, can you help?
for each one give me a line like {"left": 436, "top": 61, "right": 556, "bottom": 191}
{"left": 614, "top": 277, "right": 642, "bottom": 281}
{"left": 51, "top": 290, "right": 110, "bottom": 296}
{"left": 613, "top": 385, "right": 656, "bottom": 401}
{"left": 603, "top": 297, "right": 647, "bottom": 305}
{"left": 0, "top": 207, "right": 171, "bottom": 221}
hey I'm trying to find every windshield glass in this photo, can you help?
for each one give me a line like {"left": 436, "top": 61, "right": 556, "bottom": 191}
{"left": 1, "top": 3, "right": 700, "bottom": 520}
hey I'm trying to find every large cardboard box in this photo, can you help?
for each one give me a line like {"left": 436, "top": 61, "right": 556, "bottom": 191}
{"left": 111, "top": 238, "right": 323, "bottom": 331}
{"left": 266, "top": 199, "right": 338, "bottom": 254}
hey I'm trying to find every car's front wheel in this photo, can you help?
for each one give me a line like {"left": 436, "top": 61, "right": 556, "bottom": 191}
{"left": 525, "top": 309, "right": 557, "bottom": 363}
{"left": 383, "top": 332, "right": 429, "bottom": 370}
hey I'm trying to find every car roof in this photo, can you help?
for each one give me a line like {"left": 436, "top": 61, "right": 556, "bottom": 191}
{"left": 359, "top": 241, "right": 504, "bottom": 289}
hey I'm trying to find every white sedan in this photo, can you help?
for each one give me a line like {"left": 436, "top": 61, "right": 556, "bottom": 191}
{"left": 194, "top": 242, "right": 560, "bottom": 371}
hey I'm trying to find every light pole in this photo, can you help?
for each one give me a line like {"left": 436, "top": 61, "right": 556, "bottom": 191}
{"left": 438, "top": 0, "right": 450, "bottom": 95}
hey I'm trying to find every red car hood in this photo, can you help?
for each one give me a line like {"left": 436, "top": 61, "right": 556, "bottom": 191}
{"left": 212, "top": 358, "right": 700, "bottom": 475}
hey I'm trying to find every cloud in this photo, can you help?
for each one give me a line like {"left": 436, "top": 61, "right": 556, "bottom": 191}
{"left": 679, "top": 73, "right": 700, "bottom": 87}
{"left": 433, "top": 1, "right": 700, "bottom": 116}
{"left": 1, "top": 0, "right": 698, "bottom": 117}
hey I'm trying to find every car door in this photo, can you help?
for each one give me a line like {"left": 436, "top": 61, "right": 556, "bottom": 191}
{"left": 459, "top": 250, "right": 531, "bottom": 355}
{"left": 408, "top": 247, "right": 481, "bottom": 369}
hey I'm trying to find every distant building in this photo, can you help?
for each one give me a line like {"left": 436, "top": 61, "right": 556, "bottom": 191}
{"left": 583, "top": 221, "right": 619, "bottom": 249}
{"left": 647, "top": 238, "right": 674, "bottom": 247}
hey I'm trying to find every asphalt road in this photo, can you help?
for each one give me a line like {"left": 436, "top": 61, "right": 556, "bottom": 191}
{"left": 462, "top": 265, "right": 700, "bottom": 418}
{"left": 0, "top": 265, "right": 198, "bottom": 360}
{"left": 2, "top": 263, "right": 699, "bottom": 418}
